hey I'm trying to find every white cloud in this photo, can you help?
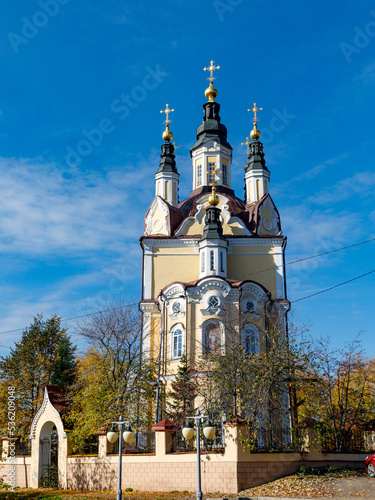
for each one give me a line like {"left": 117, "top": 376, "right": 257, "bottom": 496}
{"left": 355, "top": 62, "right": 375, "bottom": 85}
{"left": 0, "top": 155, "right": 155, "bottom": 256}
{"left": 308, "top": 171, "right": 375, "bottom": 205}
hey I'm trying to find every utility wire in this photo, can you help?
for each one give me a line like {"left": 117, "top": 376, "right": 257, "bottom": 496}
{"left": 0, "top": 237, "right": 373, "bottom": 339}
{"left": 291, "top": 269, "right": 375, "bottom": 304}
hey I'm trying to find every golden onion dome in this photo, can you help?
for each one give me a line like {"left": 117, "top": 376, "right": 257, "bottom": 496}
{"left": 162, "top": 124, "right": 173, "bottom": 141}
{"left": 205, "top": 81, "right": 218, "bottom": 102}
{"left": 250, "top": 121, "right": 261, "bottom": 140}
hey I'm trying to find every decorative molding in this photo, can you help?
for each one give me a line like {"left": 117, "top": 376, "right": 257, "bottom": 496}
{"left": 144, "top": 197, "right": 169, "bottom": 236}
{"left": 228, "top": 238, "right": 283, "bottom": 247}
{"left": 241, "top": 282, "right": 269, "bottom": 302}
{"left": 163, "top": 283, "right": 186, "bottom": 299}
{"left": 29, "top": 389, "right": 66, "bottom": 440}
{"left": 143, "top": 239, "right": 199, "bottom": 248}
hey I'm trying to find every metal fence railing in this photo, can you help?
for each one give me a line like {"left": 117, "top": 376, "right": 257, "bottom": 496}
{"left": 15, "top": 440, "right": 31, "bottom": 456}
{"left": 320, "top": 429, "right": 367, "bottom": 453}
{"left": 110, "top": 431, "right": 155, "bottom": 455}
{"left": 172, "top": 421, "right": 225, "bottom": 453}
{"left": 251, "top": 426, "right": 298, "bottom": 453}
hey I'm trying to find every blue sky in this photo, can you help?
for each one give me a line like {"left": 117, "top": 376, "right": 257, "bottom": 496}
{"left": 0, "top": 0, "right": 374, "bottom": 358}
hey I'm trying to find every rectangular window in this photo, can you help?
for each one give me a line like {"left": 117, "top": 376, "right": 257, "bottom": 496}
{"left": 208, "top": 162, "right": 216, "bottom": 184}
{"left": 210, "top": 250, "right": 215, "bottom": 271}
{"left": 222, "top": 164, "right": 228, "bottom": 186}
{"left": 197, "top": 164, "right": 202, "bottom": 186}
{"left": 220, "top": 251, "right": 224, "bottom": 272}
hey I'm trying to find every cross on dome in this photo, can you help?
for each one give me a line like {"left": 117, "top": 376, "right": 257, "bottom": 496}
{"left": 203, "top": 60, "right": 221, "bottom": 82}
{"left": 241, "top": 137, "right": 251, "bottom": 155}
{"left": 247, "top": 103, "right": 263, "bottom": 123}
{"left": 160, "top": 103, "right": 175, "bottom": 124}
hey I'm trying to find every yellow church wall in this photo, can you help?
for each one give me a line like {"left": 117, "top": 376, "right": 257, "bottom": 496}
{"left": 152, "top": 255, "right": 199, "bottom": 296}
{"left": 181, "top": 216, "right": 250, "bottom": 237}
{"left": 230, "top": 246, "right": 274, "bottom": 254}
{"left": 152, "top": 246, "right": 196, "bottom": 255}
{"left": 150, "top": 314, "right": 161, "bottom": 359}
{"left": 227, "top": 254, "right": 276, "bottom": 295}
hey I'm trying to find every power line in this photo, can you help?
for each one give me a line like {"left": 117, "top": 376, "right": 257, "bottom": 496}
{"left": 0, "top": 237, "right": 373, "bottom": 340}
{"left": 237, "top": 237, "right": 375, "bottom": 281}
{"left": 291, "top": 269, "right": 375, "bottom": 304}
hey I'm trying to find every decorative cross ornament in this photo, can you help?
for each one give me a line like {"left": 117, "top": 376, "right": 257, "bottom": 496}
{"left": 209, "top": 164, "right": 221, "bottom": 187}
{"left": 160, "top": 104, "right": 174, "bottom": 124}
{"left": 247, "top": 103, "right": 263, "bottom": 122}
{"left": 172, "top": 142, "right": 180, "bottom": 157}
{"left": 241, "top": 137, "right": 251, "bottom": 155}
{"left": 204, "top": 60, "right": 221, "bottom": 82}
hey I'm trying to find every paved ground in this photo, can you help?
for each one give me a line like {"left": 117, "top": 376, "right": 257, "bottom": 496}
{"left": 235, "top": 472, "right": 375, "bottom": 499}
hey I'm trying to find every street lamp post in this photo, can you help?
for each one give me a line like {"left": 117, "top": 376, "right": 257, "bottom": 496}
{"left": 182, "top": 410, "right": 216, "bottom": 500}
{"left": 107, "top": 416, "right": 135, "bottom": 500}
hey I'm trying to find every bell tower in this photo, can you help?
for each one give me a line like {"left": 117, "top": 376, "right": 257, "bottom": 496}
{"left": 190, "top": 61, "right": 233, "bottom": 191}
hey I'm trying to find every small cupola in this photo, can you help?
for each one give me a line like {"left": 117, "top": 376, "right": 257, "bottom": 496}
{"left": 243, "top": 103, "right": 270, "bottom": 205}
{"left": 155, "top": 104, "right": 180, "bottom": 207}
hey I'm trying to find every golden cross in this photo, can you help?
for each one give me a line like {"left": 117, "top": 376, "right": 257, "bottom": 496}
{"left": 204, "top": 60, "right": 221, "bottom": 82}
{"left": 209, "top": 163, "right": 221, "bottom": 187}
{"left": 247, "top": 102, "right": 263, "bottom": 122}
{"left": 241, "top": 137, "right": 251, "bottom": 155}
{"left": 160, "top": 103, "right": 174, "bottom": 124}
{"left": 172, "top": 142, "right": 180, "bottom": 151}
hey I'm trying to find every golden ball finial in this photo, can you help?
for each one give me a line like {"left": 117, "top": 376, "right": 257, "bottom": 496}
{"left": 205, "top": 81, "right": 218, "bottom": 102}
{"left": 162, "top": 124, "right": 173, "bottom": 141}
{"left": 250, "top": 122, "right": 261, "bottom": 140}
{"left": 208, "top": 185, "right": 220, "bottom": 206}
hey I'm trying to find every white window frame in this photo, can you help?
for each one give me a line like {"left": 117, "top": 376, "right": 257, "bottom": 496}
{"left": 197, "top": 164, "right": 202, "bottom": 186}
{"left": 170, "top": 323, "right": 184, "bottom": 359}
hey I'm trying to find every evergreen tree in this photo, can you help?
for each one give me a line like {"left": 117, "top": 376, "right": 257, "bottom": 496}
{"left": 167, "top": 354, "right": 197, "bottom": 428}
{"left": 0, "top": 314, "right": 77, "bottom": 440}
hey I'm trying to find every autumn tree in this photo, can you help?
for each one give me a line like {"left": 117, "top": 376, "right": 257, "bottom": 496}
{"left": 298, "top": 335, "right": 375, "bottom": 451}
{"left": 68, "top": 299, "right": 156, "bottom": 451}
{"left": 194, "top": 313, "right": 305, "bottom": 450}
{"left": 0, "top": 314, "right": 77, "bottom": 440}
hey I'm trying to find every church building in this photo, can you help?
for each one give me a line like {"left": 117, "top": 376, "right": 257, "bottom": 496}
{"left": 139, "top": 61, "right": 290, "bottom": 421}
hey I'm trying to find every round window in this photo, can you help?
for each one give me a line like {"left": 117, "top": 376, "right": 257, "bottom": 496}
{"left": 208, "top": 296, "right": 220, "bottom": 308}
{"left": 246, "top": 300, "right": 255, "bottom": 313}
{"left": 172, "top": 301, "right": 181, "bottom": 313}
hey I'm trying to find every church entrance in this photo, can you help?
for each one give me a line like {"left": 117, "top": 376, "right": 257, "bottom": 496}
{"left": 39, "top": 422, "right": 58, "bottom": 488}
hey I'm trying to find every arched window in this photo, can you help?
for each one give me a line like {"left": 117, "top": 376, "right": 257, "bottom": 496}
{"left": 202, "top": 320, "right": 224, "bottom": 355}
{"left": 241, "top": 324, "right": 260, "bottom": 355}
{"left": 170, "top": 324, "right": 184, "bottom": 359}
